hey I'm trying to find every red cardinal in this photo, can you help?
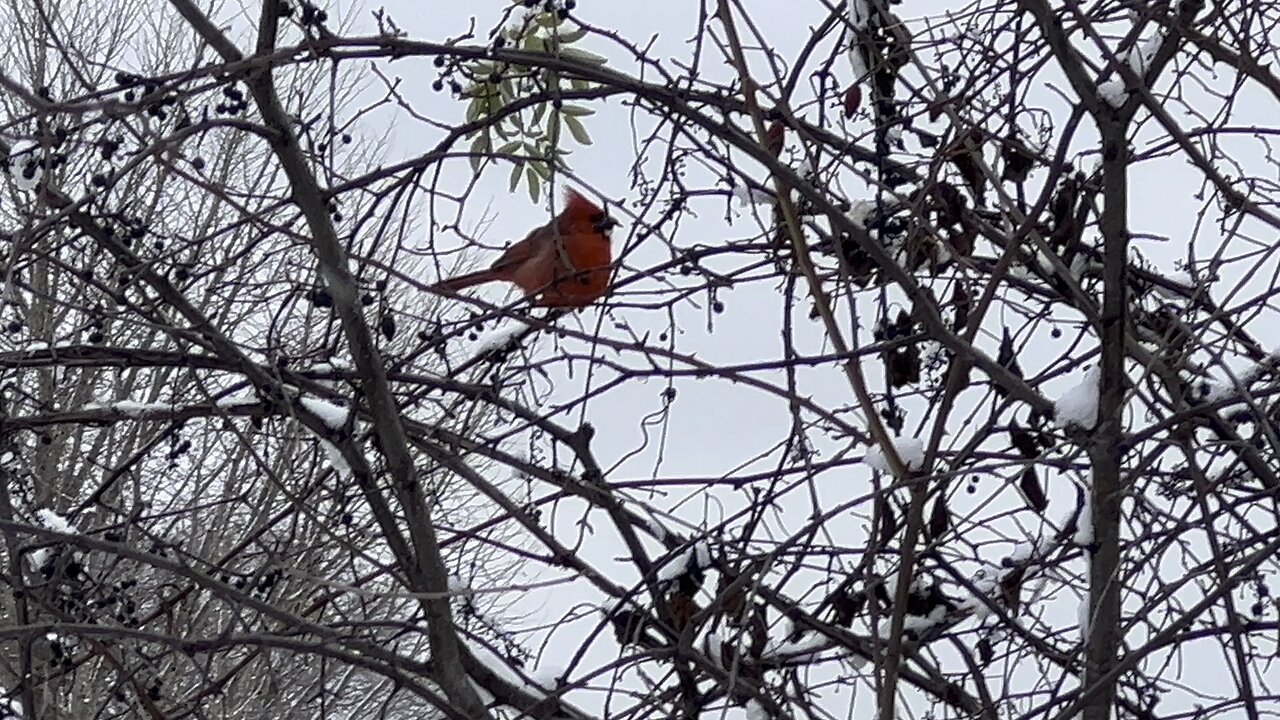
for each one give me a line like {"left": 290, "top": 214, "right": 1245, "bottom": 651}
{"left": 432, "top": 189, "right": 618, "bottom": 308}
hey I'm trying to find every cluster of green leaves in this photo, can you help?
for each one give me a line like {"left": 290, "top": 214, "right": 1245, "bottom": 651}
{"left": 463, "top": 2, "right": 606, "bottom": 201}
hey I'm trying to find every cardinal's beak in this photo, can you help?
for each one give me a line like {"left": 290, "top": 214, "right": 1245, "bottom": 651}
{"left": 595, "top": 215, "right": 620, "bottom": 238}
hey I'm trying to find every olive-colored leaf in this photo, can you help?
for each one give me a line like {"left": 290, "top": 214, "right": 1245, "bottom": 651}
{"left": 526, "top": 166, "right": 540, "bottom": 202}
{"left": 563, "top": 113, "right": 592, "bottom": 145}
{"left": 469, "top": 133, "right": 490, "bottom": 172}
{"left": 558, "top": 46, "right": 608, "bottom": 66}
{"left": 509, "top": 161, "right": 523, "bottom": 193}
{"left": 557, "top": 26, "right": 588, "bottom": 44}
{"left": 561, "top": 103, "right": 595, "bottom": 117}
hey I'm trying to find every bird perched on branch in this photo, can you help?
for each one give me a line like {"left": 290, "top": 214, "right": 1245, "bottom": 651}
{"left": 431, "top": 188, "right": 618, "bottom": 308}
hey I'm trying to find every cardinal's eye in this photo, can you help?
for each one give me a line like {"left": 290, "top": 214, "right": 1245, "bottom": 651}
{"left": 592, "top": 214, "right": 619, "bottom": 236}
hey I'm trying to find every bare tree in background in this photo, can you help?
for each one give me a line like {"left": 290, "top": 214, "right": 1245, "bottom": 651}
{"left": 1, "top": 0, "right": 1279, "bottom": 719}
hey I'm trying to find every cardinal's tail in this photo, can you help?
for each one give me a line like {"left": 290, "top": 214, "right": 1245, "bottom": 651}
{"left": 431, "top": 269, "right": 505, "bottom": 294}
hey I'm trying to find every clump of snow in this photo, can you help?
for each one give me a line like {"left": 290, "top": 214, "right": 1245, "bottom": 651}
{"left": 6, "top": 140, "right": 44, "bottom": 193}
{"left": 958, "top": 568, "right": 999, "bottom": 620}
{"left": 864, "top": 438, "right": 926, "bottom": 472}
{"left": 110, "top": 400, "right": 178, "bottom": 418}
{"left": 846, "top": 0, "right": 873, "bottom": 79}
{"left": 36, "top": 509, "right": 76, "bottom": 535}
{"left": 319, "top": 439, "right": 352, "bottom": 478}
{"left": 901, "top": 604, "right": 948, "bottom": 635}
{"left": 732, "top": 185, "right": 775, "bottom": 206}
{"left": 1074, "top": 499, "right": 1094, "bottom": 546}
{"left": 1127, "top": 35, "right": 1162, "bottom": 76}
{"left": 1194, "top": 378, "right": 1234, "bottom": 404}
{"left": 299, "top": 396, "right": 350, "bottom": 430}
{"left": 465, "top": 640, "right": 548, "bottom": 700}
{"left": 474, "top": 325, "right": 524, "bottom": 355}
{"left": 447, "top": 574, "right": 471, "bottom": 594}
{"left": 215, "top": 389, "right": 258, "bottom": 408}
{"left": 1005, "top": 540, "right": 1037, "bottom": 566}
{"left": 312, "top": 359, "right": 353, "bottom": 373}
{"left": 847, "top": 199, "right": 876, "bottom": 228}
{"left": 532, "top": 663, "right": 566, "bottom": 691}
{"left": 638, "top": 511, "right": 670, "bottom": 543}
{"left": 1054, "top": 366, "right": 1101, "bottom": 430}
{"left": 30, "top": 510, "right": 79, "bottom": 574}
{"left": 745, "top": 699, "right": 769, "bottom": 720}
{"left": 1098, "top": 80, "right": 1127, "bottom": 108}
{"left": 658, "top": 540, "right": 713, "bottom": 583}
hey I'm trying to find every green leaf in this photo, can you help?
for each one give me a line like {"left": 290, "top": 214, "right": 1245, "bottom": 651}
{"left": 469, "top": 133, "right": 491, "bottom": 172}
{"left": 495, "top": 140, "right": 521, "bottom": 157}
{"left": 557, "top": 26, "right": 588, "bottom": 44}
{"left": 509, "top": 161, "right": 523, "bottom": 193}
{"left": 527, "top": 166, "right": 541, "bottom": 202}
{"left": 465, "top": 97, "right": 483, "bottom": 123}
{"left": 563, "top": 114, "right": 592, "bottom": 145}
{"left": 532, "top": 101, "right": 547, "bottom": 125}
{"left": 529, "top": 159, "right": 551, "bottom": 180}
{"left": 548, "top": 112, "right": 561, "bottom": 142}
{"left": 561, "top": 104, "right": 595, "bottom": 118}
{"left": 558, "top": 46, "right": 607, "bottom": 66}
